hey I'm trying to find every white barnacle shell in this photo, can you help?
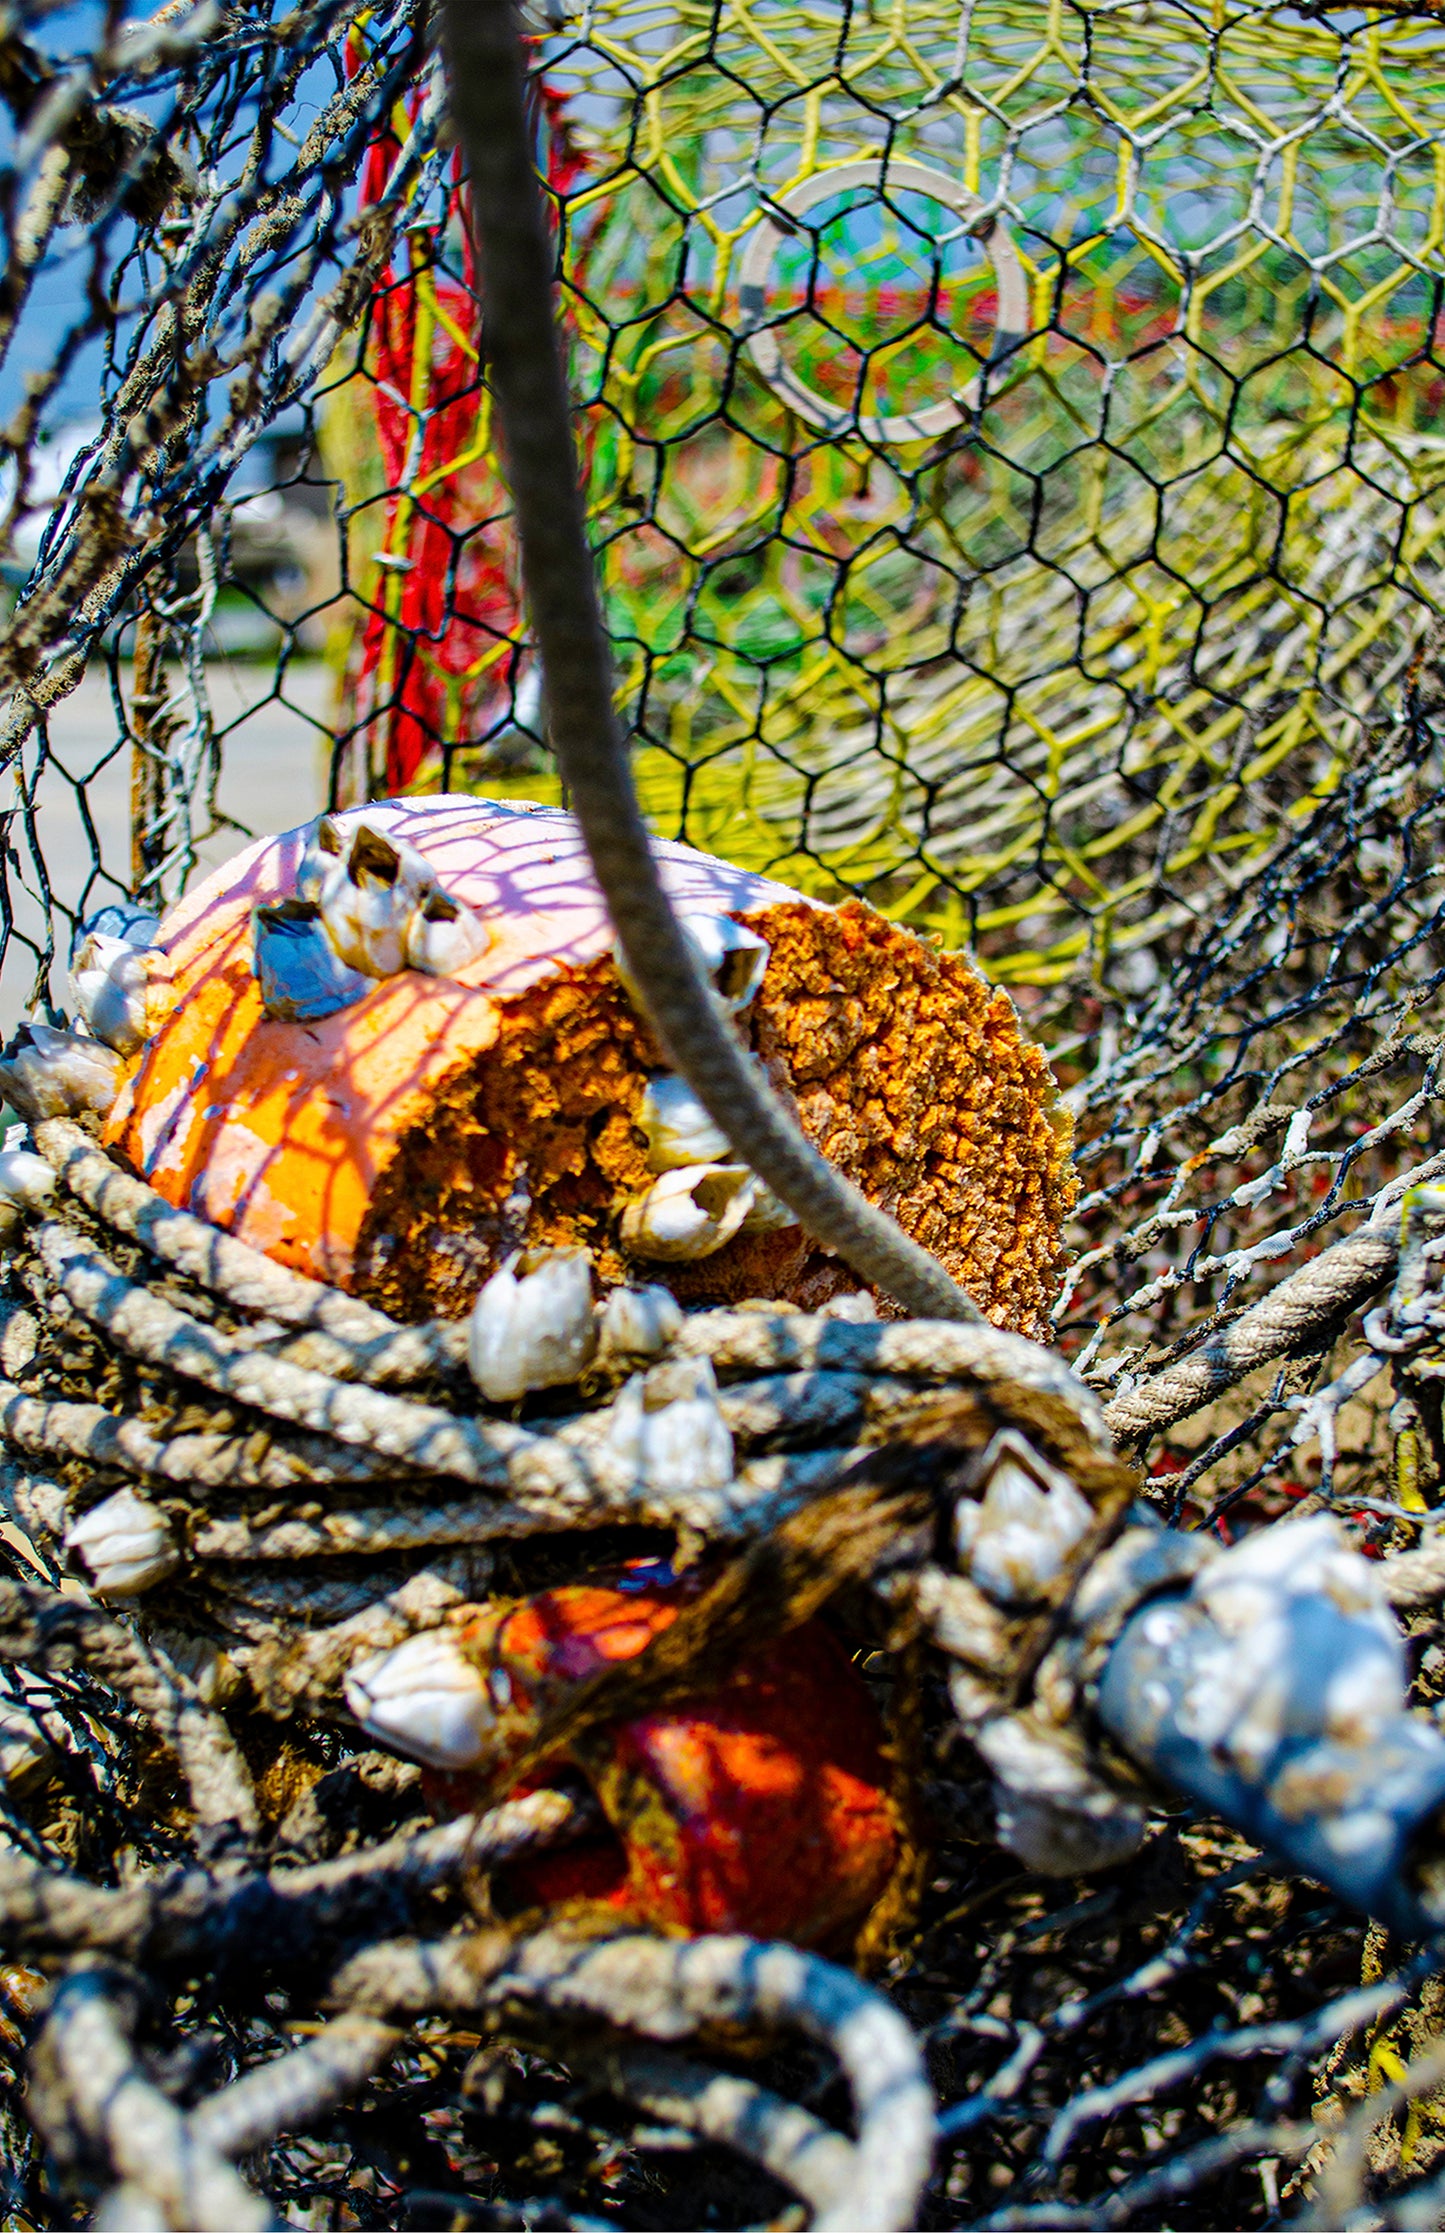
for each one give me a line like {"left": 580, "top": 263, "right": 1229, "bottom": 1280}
{"left": 311, "top": 815, "right": 489, "bottom": 984}
{"left": 0, "top": 1021, "right": 122, "bottom": 1122}
{"left": 68, "top": 930, "right": 150, "bottom": 1055}
{"left": 605, "top": 1354, "right": 734, "bottom": 1493}
{"left": 0, "top": 1148, "right": 55, "bottom": 1215}
{"left": 468, "top": 1246, "right": 598, "bottom": 1404}
{"left": 295, "top": 811, "right": 345, "bottom": 903}
{"left": 595, "top": 1282, "right": 684, "bottom": 1373}
{"left": 639, "top": 1074, "right": 732, "bottom": 1171}
{"left": 403, "top": 885, "right": 491, "bottom": 979}
{"left": 737, "top": 1176, "right": 798, "bottom": 1233}
{"left": 679, "top": 912, "right": 770, "bottom": 1013}
{"left": 344, "top": 1631, "right": 495, "bottom": 1770}
{"left": 637, "top": 1074, "right": 795, "bottom": 1229}
{"left": 954, "top": 1432, "right": 1095, "bottom": 1607}
{"left": 65, "top": 1487, "right": 178, "bottom": 1598}
{"left": 619, "top": 1162, "right": 757, "bottom": 1261}
{"left": 615, "top": 912, "right": 771, "bottom": 1019}
{"left": 320, "top": 819, "right": 434, "bottom": 978}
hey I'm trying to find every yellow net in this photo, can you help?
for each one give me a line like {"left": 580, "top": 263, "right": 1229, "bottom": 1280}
{"left": 480, "top": 0, "right": 1445, "bottom": 989}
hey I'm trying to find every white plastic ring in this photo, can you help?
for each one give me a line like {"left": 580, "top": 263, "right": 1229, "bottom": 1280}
{"left": 737, "top": 158, "right": 1028, "bottom": 446}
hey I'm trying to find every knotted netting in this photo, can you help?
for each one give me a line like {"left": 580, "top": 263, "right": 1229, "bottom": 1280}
{"left": 0, "top": 0, "right": 1443, "bottom": 2223}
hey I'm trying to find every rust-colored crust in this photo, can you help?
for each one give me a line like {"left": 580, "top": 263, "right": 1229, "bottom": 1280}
{"left": 357, "top": 897, "right": 1073, "bottom": 1335}
{"left": 750, "top": 899, "right": 1075, "bottom": 1338}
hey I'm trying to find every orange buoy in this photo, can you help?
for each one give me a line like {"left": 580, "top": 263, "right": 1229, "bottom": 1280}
{"left": 106, "top": 795, "right": 1072, "bottom": 1328}
{"left": 426, "top": 1562, "right": 902, "bottom": 1951}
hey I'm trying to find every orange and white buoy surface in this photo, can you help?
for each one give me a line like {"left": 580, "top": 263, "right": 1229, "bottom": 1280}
{"left": 106, "top": 795, "right": 1074, "bottom": 1329}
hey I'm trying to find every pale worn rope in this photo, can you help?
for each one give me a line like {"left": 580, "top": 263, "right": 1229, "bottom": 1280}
{"left": 28, "top": 1966, "right": 271, "bottom": 2233}
{"left": 30, "top": 1226, "right": 834, "bottom": 1522}
{"left": 134, "top": 1450, "right": 849, "bottom": 1561}
{"left": 0, "top": 1577, "right": 257, "bottom": 1838}
{"left": 0, "top": 1381, "right": 423, "bottom": 1493}
{"left": 1102, "top": 1225, "right": 1399, "bottom": 1447}
{"left": 33, "top": 1118, "right": 456, "bottom": 1387}
{"left": 0, "top": 1434, "right": 864, "bottom": 1592}
{"left": 569, "top": 2040, "right": 855, "bottom": 2220}
{"left": 0, "top": 1349, "right": 970, "bottom": 1505}
{"left": 33, "top": 1222, "right": 527, "bottom": 1483}
{"left": 92, "top": 2180, "right": 171, "bottom": 2229}
{"left": 336, "top": 1926, "right": 935, "bottom": 2233}
{"left": 202, "top": 1558, "right": 478, "bottom": 1629}
{"left": 556, "top": 1369, "right": 927, "bottom": 1451}
{"left": 188, "top": 1492, "right": 578, "bottom": 1561}
{"left": 188, "top": 2012, "right": 403, "bottom": 2160}
{"left": 0, "top": 1465, "right": 67, "bottom": 1550}
{"left": 5, "top": 1273, "right": 889, "bottom": 1552}
{"left": 0, "top": 1405, "right": 862, "bottom": 1572}
{"left": 0, "top": 1789, "right": 584, "bottom": 1965}
{"left": 673, "top": 1311, "right": 1110, "bottom": 1434}
{"left": 439, "top": 0, "right": 981, "bottom": 1328}
{"left": 206, "top": 1565, "right": 482, "bottom": 1707}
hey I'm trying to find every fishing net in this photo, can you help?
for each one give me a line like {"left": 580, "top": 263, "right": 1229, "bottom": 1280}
{"left": 1, "top": 0, "right": 1445, "bottom": 2222}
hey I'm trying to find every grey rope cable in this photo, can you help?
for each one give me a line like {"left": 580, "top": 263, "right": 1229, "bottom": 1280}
{"left": 437, "top": 0, "right": 982, "bottom": 1326}
{"left": 1102, "top": 1225, "right": 1399, "bottom": 1447}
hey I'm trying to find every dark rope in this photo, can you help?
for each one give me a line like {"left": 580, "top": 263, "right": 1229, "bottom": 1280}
{"left": 438, "top": 0, "right": 982, "bottom": 1325}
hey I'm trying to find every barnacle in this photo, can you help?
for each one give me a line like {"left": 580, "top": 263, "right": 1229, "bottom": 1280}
{"left": 467, "top": 1246, "right": 599, "bottom": 1402}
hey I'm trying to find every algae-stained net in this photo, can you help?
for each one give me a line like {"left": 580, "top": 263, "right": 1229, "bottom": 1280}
{"left": 2, "top": 0, "right": 1445, "bottom": 2223}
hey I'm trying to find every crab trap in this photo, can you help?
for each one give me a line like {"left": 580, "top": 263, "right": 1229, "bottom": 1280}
{"left": 0, "top": 0, "right": 1443, "bottom": 2225}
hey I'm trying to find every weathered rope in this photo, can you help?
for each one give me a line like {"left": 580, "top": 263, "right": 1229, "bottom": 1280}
{"left": 188, "top": 2012, "right": 403, "bottom": 2161}
{"left": 21, "top": 1230, "right": 908, "bottom": 1537}
{"left": 438, "top": 0, "right": 982, "bottom": 1327}
{"left": 1102, "top": 1224, "right": 1398, "bottom": 1447}
{"left": 0, "top": 1788, "right": 584, "bottom": 1966}
{"left": 34, "top": 1118, "right": 457, "bottom": 1388}
{"left": 0, "top": 1577, "right": 257, "bottom": 1838}
{"left": 33, "top": 1221, "right": 528, "bottom": 1482}
{"left": 0, "top": 1381, "right": 422, "bottom": 1494}
{"left": 29, "top": 1966, "right": 271, "bottom": 2233}
{"left": 565, "top": 2040, "right": 855, "bottom": 2219}
{"left": 675, "top": 1309, "right": 1106, "bottom": 1424}
{"left": 335, "top": 1924, "right": 936, "bottom": 2233}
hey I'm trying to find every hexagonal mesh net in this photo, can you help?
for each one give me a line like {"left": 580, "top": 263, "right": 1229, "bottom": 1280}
{"left": 1, "top": 0, "right": 1444, "bottom": 2223}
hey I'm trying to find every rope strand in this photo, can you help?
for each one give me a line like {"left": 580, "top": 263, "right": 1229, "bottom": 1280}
{"left": 437, "top": 0, "right": 983, "bottom": 1326}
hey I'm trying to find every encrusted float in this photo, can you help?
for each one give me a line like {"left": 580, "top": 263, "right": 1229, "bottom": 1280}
{"left": 100, "top": 797, "right": 1073, "bottom": 1329}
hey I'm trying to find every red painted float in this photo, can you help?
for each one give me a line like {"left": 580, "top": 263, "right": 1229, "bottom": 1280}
{"left": 426, "top": 1561, "right": 901, "bottom": 1952}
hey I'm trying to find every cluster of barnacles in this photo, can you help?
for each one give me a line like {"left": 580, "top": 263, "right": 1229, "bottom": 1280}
{"left": 31, "top": 813, "right": 802, "bottom": 1273}
{"left": 0, "top": 903, "right": 1440, "bottom": 2218}
{"left": 272, "top": 809, "right": 805, "bottom": 1265}
{"left": 256, "top": 812, "right": 493, "bottom": 1020}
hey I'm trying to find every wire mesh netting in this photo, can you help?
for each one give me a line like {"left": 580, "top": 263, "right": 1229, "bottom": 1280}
{"left": 2, "top": 0, "right": 1445, "bottom": 2223}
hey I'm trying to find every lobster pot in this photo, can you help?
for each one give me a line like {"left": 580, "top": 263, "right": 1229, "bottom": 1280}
{"left": 0, "top": 0, "right": 1441, "bottom": 2227}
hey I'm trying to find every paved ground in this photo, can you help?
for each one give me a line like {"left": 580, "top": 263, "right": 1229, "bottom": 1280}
{"left": 3, "top": 660, "right": 334, "bottom": 1036}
